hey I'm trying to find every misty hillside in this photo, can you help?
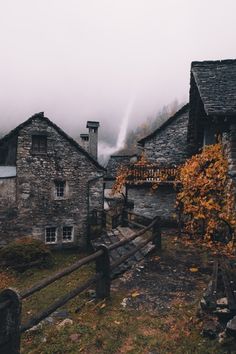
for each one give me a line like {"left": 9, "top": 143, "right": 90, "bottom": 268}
{"left": 115, "top": 99, "right": 184, "bottom": 156}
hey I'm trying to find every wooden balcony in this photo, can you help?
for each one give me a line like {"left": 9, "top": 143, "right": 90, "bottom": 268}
{"left": 126, "top": 165, "right": 177, "bottom": 184}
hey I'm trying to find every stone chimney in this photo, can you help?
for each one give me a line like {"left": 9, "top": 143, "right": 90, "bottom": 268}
{"left": 80, "top": 133, "right": 89, "bottom": 152}
{"left": 86, "top": 121, "right": 99, "bottom": 160}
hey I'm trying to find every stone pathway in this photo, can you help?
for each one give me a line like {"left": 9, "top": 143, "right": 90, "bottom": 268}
{"left": 91, "top": 226, "right": 155, "bottom": 278}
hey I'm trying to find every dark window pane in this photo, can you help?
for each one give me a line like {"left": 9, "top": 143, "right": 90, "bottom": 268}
{"left": 32, "top": 135, "right": 47, "bottom": 153}
{"left": 55, "top": 181, "right": 65, "bottom": 197}
{"left": 45, "top": 227, "right": 57, "bottom": 243}
{"left": 62, "top": 226, "right": 73, "bottom": 242}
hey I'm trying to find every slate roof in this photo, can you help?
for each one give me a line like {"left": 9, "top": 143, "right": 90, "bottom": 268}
{"left": 138, "top": 103, "right": 189, "bottom": 146}
{"left": 106, "top": 155, "right": 137, "bottom": 179}
{"left": 191, "top": 59, "right": 236, "bottom": 116}
{"left": 0, "top": 112, "right": 106, "bottom": 171}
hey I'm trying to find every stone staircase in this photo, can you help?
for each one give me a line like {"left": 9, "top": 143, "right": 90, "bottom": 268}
{"left": 91, "top": 226, "right": 155, "bottom": 278}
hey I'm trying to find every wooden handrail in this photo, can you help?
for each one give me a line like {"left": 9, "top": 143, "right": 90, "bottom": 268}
{"left": 108, "top": 216, "right": 158, "bottom": 251}
{"left": 20, "top": 250, "right": 103, "bottom": 300}
{"left": 111, "top": 232, "right": 154, "bottom": 270}
{"left": 0, "top": 212, "right": 161, "bottom": 352}
{"left": 20, "top": 273, "right": 101, "bottom": 333}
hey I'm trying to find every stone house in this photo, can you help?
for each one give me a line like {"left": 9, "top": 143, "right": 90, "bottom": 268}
{"left": 126, "top": 104, "right": 189, "bottom": 222}
{"left": 138, "top": 103, "right": 189, "bottom": 164}
{"left": 104, "top": 154, "right": 137, "bottom": 197}
{"left": 126, "top": 59, "right": 236, "bottom": 222}
{"left": 188, "top": 59, "right": 236, "bottom": 186}
{"left": 0, "top": 112, "right": 105, "bottom": 248}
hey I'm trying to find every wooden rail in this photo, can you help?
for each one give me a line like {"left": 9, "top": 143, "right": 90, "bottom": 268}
{"left": 0, "top": 214, "right": 161, "bottom": 354}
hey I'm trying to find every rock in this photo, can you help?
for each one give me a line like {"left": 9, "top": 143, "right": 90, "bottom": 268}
{"left": 70, "top": 333, "right": 80, "bottom": 342}
{"left": 52, "top": 310, "right": 69, "bottom": 319}
{"left": 201, "top": 320, "right": 219, "bottom": 339}
{"left": 87, "top": 289, "right": 96, "bottom": 299}
{"left": 121, "top": 298, "right": 128, "bottom": 308}
{"left": 218, "top": 331, "right": 227, "bottom": 344}
{"left": 219, "top": 330, "right": 235, "bottom": 345}
{"left": 56, "top": 318, "right": 73, "bottom": 329}
{"left": 44, "top": 316, "right": 54, "bottom": 324}
{"left": 214, "top": 307, "right": 231, "bottom": 321}
{"left": 27, "top": 323, "right": 43, "bottom": 332}
{"left": 216, "top": 297, "right": 228, "bottom": 307}
{"left": 226, "top": 316, "right": 236, "bottom": 337}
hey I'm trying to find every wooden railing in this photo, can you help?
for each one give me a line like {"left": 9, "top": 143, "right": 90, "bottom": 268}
{"left": 0, "top": 214, "right": 161, "bottom": 354}
{"left": 126, "top": 165, "right": 177, "bottom": 184}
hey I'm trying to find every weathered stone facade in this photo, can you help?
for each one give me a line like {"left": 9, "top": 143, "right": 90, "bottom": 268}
{"left": 0, "top": 113, "right": 105, "bottom": 248}
{"left": 188, "top": 59, "right": 236, "bottom": 211}
{"left": 138, "top": 104, "right": 189, "bottom": 165}
{"left": 127, "top": 185, "right": 176, "bottom": 223}
{"left": 125, "top": 105, "right": 189, "bottom": 224}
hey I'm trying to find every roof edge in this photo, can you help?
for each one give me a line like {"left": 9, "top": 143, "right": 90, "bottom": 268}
{"left": 138, "top": 103, "right": 189, "bottom": 145}
{"left": 0, "top": 112, "right": 106, "bottom": 172}
{"left": 191, "top": 59, "right": 236, "bottom": 67}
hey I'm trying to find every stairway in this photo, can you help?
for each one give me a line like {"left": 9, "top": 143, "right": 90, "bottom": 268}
{"left": 91, "top": 226, "right": 155, "bottom": 278}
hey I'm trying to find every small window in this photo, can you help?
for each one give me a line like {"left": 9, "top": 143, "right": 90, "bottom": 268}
{"left": 55, "top": 181, "right": 65, "bottom": 198}
{"left": 45, "top": 227, "right": 57, "bottom": 244}
{"left": 62, "top": 226, "right": 74, "bottom": 242}
{"left": 32, "top": 135, "right": 47, "bottom": 153}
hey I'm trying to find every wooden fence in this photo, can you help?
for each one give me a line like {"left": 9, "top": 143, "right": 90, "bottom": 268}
{"left": 0, "top": 214, "right": 161, "bottom": 354}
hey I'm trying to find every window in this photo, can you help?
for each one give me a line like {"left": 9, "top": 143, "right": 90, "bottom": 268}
{"left": 45, "top": 227, "right": 57, "bottom": 244}
{"left": 32, "top": 135, "right": 47, "bottom": 153}
{"left": 55, "top": 181, "right": 65, "bottom": 198}
{"left": 62, "top": 226, "right": 74, "bottom": 242}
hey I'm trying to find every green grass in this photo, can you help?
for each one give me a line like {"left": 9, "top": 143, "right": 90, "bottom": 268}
{"left": 1, "top": 243, "right": 236, "bottom": 353}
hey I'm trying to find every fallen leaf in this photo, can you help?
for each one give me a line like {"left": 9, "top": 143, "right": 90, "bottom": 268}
{"left": 131, "top": 291, "right": 140, "bottom": 298}
{"left": 114, "top": 321, "right": 121, "bottom": 325}
{"left": 100, "top": 303, "right": 106, "bottom": 309}
{"left": 189, "top": 267, "right": 199, "bottom": 272}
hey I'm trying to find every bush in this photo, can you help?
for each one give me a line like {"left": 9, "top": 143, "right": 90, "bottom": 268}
{"left": 0, "top": 237, "right": 53, "bottom": 271}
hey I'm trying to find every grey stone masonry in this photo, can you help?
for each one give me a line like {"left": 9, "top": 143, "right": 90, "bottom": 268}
{"left": 87, "top": 121, "right": 99, "bottom": 160}
{"left": 139, "top": 104, "right": 189, "bottom": 165}
{"left": 0, "top": 114, "right": 105, "bottom": 248}
{"left": 228, "top": 124, "right": 236, "bottom": 180}
{"left": 127, "top": 184, "right": 176, "bottom": 223}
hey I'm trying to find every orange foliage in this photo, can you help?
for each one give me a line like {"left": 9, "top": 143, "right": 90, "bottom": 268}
{"left": 0, "top": 271, "right": 15, "bottom": 290}
{"left": 111, "top": 152, "right": 176, "bottom": 195}
{"left": 177, "top": 143, "right": 236, "bottom": 244}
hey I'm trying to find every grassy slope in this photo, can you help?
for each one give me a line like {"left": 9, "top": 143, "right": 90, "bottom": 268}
{"left": 0, "top": 242, "right": 235, "bottom": 353}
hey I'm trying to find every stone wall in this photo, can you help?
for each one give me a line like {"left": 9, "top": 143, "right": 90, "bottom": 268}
{"left": 0, "top": 178, "right": 16, "bottom": 208}
{"left": 0, "top": 117, "right": 104, "bottom": 248}
{"left": 127, "top": 184, "right": 176, "bottom": 223}
{"left": 143, "top": 107, "right": 189, "bottom": 165}
{"left": 223, "top": 124, "right": 236, "bottom": 213}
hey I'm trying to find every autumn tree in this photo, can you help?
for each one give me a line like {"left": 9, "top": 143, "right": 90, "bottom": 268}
{"left": 176, "top": 143, "right": 236, "bottom": 244}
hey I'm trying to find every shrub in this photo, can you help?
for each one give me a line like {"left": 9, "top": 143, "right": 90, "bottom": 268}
{"left": 0, "top": 237, "right": 53, "bottom": 271}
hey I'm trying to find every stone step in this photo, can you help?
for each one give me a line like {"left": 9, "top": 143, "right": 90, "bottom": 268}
{"left": 91, "top": 227, "right": 155, "bottom": 278}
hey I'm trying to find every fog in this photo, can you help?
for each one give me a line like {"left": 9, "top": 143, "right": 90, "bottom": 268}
{"left": 0, "top": 0, "right": 235, "bottom": 152}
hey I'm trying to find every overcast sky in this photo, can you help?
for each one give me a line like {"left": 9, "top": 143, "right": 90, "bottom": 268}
{"left": 0, "top": 0, "right": 235, "bottom": 144}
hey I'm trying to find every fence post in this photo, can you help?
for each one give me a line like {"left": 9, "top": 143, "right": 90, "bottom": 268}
{"left": 0, "top": 288, "right": 22, "bottom": 354}
{"left": 152, "top": 218, "right": 162, "bottom": 250}
{"left": 95, "top": 245, "right": 111, "bottom": 299}
{"left": 122, "top": 208, "right": 128, "bottom": 227}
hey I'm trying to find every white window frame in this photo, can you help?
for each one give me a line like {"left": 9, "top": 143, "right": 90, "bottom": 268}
{"left": 45, "top": 227, "right": 57, "bottom": 244}
{"left": 62, "top": 226, "right": 74, "bottom": 243}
